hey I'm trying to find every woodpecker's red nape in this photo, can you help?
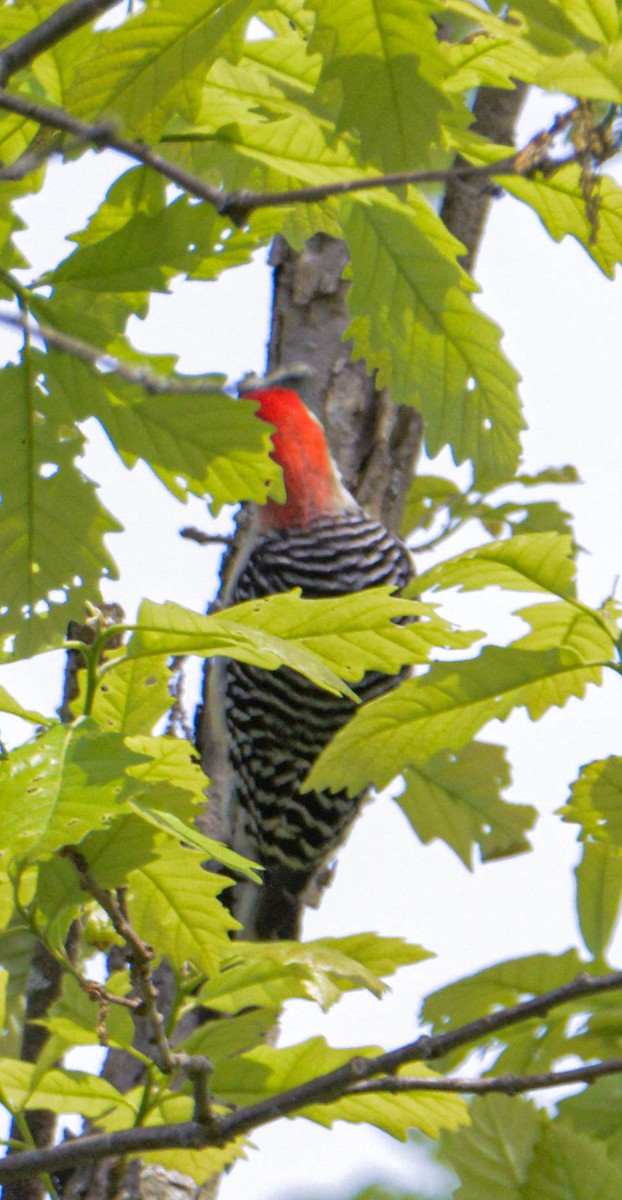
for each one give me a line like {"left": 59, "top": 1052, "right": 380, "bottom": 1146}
{"left": 245, "top": 387, "right": 353, "bottom": 530}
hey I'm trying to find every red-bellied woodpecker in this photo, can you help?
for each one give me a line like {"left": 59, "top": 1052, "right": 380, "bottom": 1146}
{"left": 217, "top": 387, "right": 413, "bottom": 940}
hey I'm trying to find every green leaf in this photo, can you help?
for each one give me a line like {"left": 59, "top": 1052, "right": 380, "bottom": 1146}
{"left": 35, "top": 852, "right": 87, "bottom": 948}
{"left": 445, "top": 0, "right": 604, "bottom": 55}
{"left": 109, "top": 733, "right": 260, "bottom": 879}
{"left": 199, "top": 952, "right": 334, "bottom": 1014}
{"left": 67, "top": 164, "right": 169, "bottom": 246}
{"left": 168, "top": 48, "right": 361, "bottom": 192}
{"left": 308, "top": 0, "right": 454, "bottom": 171}
{"left": 0, "top": 686, "right": 52, "bottom": 727}
{"left": 211, "top": 1037, "right": 467, "bottom": 1139}
{"left": 0, "top": 110, "right": 39, "bottom": 179}
{"left": 504, "top": 164, "right": 622, "bottom": 279}
{"left": 126, "top": 835, "right": 238, "bottom": 974}
{"left": 68, "top": 0, "right": 260, "bottom": 140}
{"left": 560, "top": 757, "right": 622, "bottom": 842}
{"left": 398, "top": 742, "right": 535, "bottom": 867}
{"left": 129, "top": 797, "right": 260, "bottom": 881}
{"left": 516, "top": 466, "right": 581, "bottom": 487}
{"left": 0, "top": 1058, "right": 135, "bottom": 1119}
{"left": 309, "top": 646, "right": 602, "bottom": 796}
{"left": 423, "top": 950, "right": 585, "bottom": 1032}
{"left": 513, "top": 600, "right": 616, "bottom": 659}
{"left": 575, "top": 841, "right": 622, "bottom": 960}
{"left": 233, "top": 941, "right": 389, "bottom": 1004}
{"left": 49, "top": 189, "right": 189, "bottom": 294}
{"left": 200, "top": 933, "right": 429, "bottom": 1013}
{"left": 400, "top": 474, "right": 463, "bottom": 538}
{"left": 343, "top": 192, "right": 524, "bottom": 488}
{"left": 48, "top": 178, "right": 261, "bottom": 293}
{"left": 443, "top": 1095, "right": 542, "bottom": 1200}
{"left": 175, "top": 1007, "right": 280, "bottom": 1062}
{"left": 70, "top": 814, "right": 159, "bottom": 891}
{"left": 525, "top": 1119, "right": 622, "bottom": 1200}
{"left": 448, "top": 127, "right": 622, "bottom": 278}
{"left": 415, "top": 533, "right": 577, "bottom": 599}
{"left": 524, "top": 0, "right": 620, "bottom": 45}
{"left": 558, "top": 1076, "right": 622, "bottom": 1166}
{"left": 43, "top": 357, "right": 286, "bottom": 511}
{"left": 304, "top": 1062, "right": 468, "bottom": 1141}
{"left": 0, "top": 924, "right": 38, "bottom": 1056}
{"left": 443, "top": 31, "right": 545, "bottom": 93}
{"left": 311, "top": 932, "right": 433, "bottom": 983}
{"left": 536, "top": 43, "right": 622, "bottom": 102}
{"left": 126, "top": 590, "right": 448, "bottom": 697}
{"left": 0, "top": 720, "right": 144, "bottom": 863}
{"left": 201, "top": 588, "right": 479, "bottom": 678}
{"left": 87, "top": 653, "right": 173, "bottom": 734}
{"left": 505, "top": 499, "right": 575, "bottom": 538}
{"left": 0, "top": 359, "right": 121, "bottom": 660}
{"left": 447, "top": 1093, "right": 622, "bottom": 1198}
{"left": 0, "top": 864, "right": 16, "bottom": 938}
{"left": 0, "top": 189, "right": 31, "bottom": 285}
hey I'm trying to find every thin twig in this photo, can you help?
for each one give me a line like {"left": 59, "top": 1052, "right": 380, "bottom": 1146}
{"left": 0, "top": 0, "right": 119, "bottom": 88}
{"left": 63, "top": 850, "right": 217, "bottom": 1122}
{"left": 63, "top": 848, "right": 177, "bottom": 1075}
{"left": 180, "top": 527, "right": 235, "bottom": 547}
{"left": 348, "top": 1058, "right": 622, "bottom": 1097}
{"left": 0, "top": 310, "right": 226, "bottom": 395}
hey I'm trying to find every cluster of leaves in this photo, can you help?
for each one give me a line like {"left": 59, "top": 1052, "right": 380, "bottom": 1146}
{"left": 0, "top": 592, "right": 469, "bottom": 1180}
{"left": 2, "top": 0, "right": 622, "bottom": 1194}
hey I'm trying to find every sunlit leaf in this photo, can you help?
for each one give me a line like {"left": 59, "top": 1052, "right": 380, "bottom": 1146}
{"left": 126, "top": 835, "right": 238, "bottom": 974}
{"left": 575, "top": 841, "right": 622, "bottom": 961}
{"left": 0, "top": 720, "right": 143, "bottom": 862}
{"left": 309, "top": 646, "right": 601, "bottom": 796}
{"left": 415, "top": 533, "right": 577, "bottom": 599}
{"left": 0, "top": 360, "right": 121, "bottom": 660}
{"left": 398, "top": 742, "right": 535, "bottom": 867}
{"left": 211, "top": 1037, "right": 467, "bottom": 1139}
{"left": 561, "top": 756, "right": 622, "bottom": 842}
{"left": 344, "top": 192, "right": 523, "bottom": 488}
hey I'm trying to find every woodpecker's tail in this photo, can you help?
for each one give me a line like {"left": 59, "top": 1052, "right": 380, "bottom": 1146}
{"left": 232, "top": 866, "right": 318, "bottom": 941}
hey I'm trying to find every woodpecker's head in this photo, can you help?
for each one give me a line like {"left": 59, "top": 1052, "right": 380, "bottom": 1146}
{"left": 244, "top": 387, "right": 357, "bottom": 531}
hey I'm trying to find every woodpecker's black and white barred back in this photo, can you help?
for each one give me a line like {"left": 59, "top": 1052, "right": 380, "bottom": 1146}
{"left": 219, "top": 388, "right": 413, "bottom": 940}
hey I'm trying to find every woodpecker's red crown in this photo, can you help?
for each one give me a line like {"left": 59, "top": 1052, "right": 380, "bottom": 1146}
{"left": 246, "top": 387, "right": 356, "bottom": 530}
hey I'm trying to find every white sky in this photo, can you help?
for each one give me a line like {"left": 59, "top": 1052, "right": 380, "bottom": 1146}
{"left": 1, "top": 89, "right": 622, "bottom": 1197}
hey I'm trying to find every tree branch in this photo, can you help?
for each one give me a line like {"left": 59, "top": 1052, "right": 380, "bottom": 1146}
{"left": 349, "top": 1058, "right": 622, "bottom": 1098}
{"left": 0, "top": 0, "right": 120, "bottom": 88}
{"left": 0, "top": 310, "right": 226, "bottom": 395}
{"left": 440, "top": 82, "right": 528, "bottom": 272}
{"left": 2, "top": 967, "right": 622, "bottom": 1183}
{"left": 0, "top": 90, "right": 226, "bottom": 206}
{"left": 0, "top": 89, "right": 615, "bottom": 227}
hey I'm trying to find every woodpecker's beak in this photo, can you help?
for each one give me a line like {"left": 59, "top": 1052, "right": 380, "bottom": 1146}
{"left": 237, "top": 363, "right": 315, "bottom": 397}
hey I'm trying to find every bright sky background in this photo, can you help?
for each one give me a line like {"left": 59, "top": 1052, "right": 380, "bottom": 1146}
{"left": 1, "top": 88, "right": 622, "bottom": 1198}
